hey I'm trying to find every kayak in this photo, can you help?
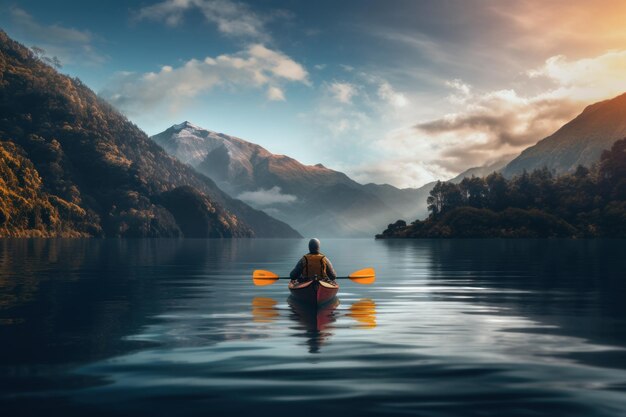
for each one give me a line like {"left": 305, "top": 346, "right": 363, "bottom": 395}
{"left": 288, "top": 279, "right": 339, "bottom": 306}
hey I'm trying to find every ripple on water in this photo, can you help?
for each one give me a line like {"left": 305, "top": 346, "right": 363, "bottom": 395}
{"left": 1, "top": 239, "right": 626, "bottom": 417}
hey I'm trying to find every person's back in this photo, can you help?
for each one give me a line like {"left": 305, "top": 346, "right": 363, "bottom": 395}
{"left": 290, "top": 238, "right": 337, "bottom": 282}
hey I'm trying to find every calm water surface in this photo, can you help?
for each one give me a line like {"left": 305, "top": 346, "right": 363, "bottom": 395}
{"left": 1, "top": 238, "right": 625, "bottom": 416}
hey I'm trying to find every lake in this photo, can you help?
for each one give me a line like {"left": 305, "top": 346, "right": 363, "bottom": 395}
{"left": 1, "top": 238, "right": 625, "bottom": 416}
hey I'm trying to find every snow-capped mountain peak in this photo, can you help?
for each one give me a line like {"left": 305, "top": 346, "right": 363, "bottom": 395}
{"left": 150, "top": 122, "right": 426, "bottom": 237}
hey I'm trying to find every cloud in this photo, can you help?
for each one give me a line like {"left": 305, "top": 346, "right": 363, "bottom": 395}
{"left": 490, "top": 0, "right": 626, "bottom": 56}
{"left": 404, "top": 89, "right": 581, "bottom": 175}
{"left": 445, "top": 79, "right": 472, "bottom": 103}
{"left": 305, "top": 101, "right": 370, "bottom": 137}
{"left": 417, "top": 91, "right": 579, "bottom": 147}
{"left": 11, "top": 7, "right": 91, "bottom": 43}
{"left": 305, "top": 72, "right": 410, "bottom": 141}
{"left": 378, "top": 82, "right": 409, "bottom": 108}
{"left": 340, "top": 64, "right": 355, "bottom": 72}
{"left": 245, "top": 44, "right": 308, "bottom": 81}
{"left": 367, "top": 49, "right": 626, "bottom": 186}
{"left": 328, "top": 82, "right": 358, "bottom": 104}
{"left": 376, "top": 30, "right": 457, "bottom": 69}
{"left": 100, "top": 44, "right": 308, "bottom": 113}
{"left": 350, "top": 158, "right": 440, "bottom": 189}
{"left": 8, "top": 7, "right": 106, "bottom": 66}
{"left": 529, "top": 50, "right": 626, "bottom": 101}
{"left": 137, "top": 0, "right": 276, "bottom": 41}
{"left": 267, "top": 86, "right": 285, "bottom": 101}
{"left": 362, "top": 90, "right": 570, "bottom": 186}
{"left": 237, "top": 186, "right": 297, "bottom": 206}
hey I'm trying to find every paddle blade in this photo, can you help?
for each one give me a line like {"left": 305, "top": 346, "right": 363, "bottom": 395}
{"left": 348, "top": 267, "right": 376, "bottom": 284}
{"left": 253, "top": 270, "right": 280, "bottom": 286}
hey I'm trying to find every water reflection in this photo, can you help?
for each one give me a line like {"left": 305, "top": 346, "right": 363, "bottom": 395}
{"left": 288, "top": 297, "right": 340, "bottom": 353}
{"left": 251, "top": 296, "right": 378, "bottom": 353}
{"left": 251, "top": 297, "right": 279, "bottom": 323}
{"left": 2, "top": 239, "right": 626, "bottom": 417}
{"left": 377, "top": 238, "right": 626, "bottom": 369}
{"left": 346, "top": 298, "right": 377, "bottom": 329}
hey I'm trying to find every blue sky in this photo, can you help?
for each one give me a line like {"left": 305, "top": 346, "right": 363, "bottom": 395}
{"left": 3, "top": 0, "right": 626, "bottom": 187}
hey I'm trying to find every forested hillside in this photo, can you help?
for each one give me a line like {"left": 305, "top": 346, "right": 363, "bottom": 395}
{"left": 0, "top": 30, "right": 299, "bottom": 238}
{"left": 377, "top": 138, "right": 626, "bottom": 238}
{"left": 0, "top": 141, "right": 94, "bottom": 237}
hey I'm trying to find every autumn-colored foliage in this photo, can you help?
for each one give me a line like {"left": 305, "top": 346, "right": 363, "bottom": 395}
{"left": 0, "top": 30, "right": 297, "bottom": 238}
{"left": 0, "top": 141, "right": 90, "bottom": 236}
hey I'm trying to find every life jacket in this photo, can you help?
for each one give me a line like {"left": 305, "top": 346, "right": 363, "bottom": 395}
{"left": 302, "top": 253, "right": 327, "bottom": 279}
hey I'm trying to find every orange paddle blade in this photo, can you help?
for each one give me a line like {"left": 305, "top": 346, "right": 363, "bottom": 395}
{"left": 252, "top": 269, "right": 280, "bottom": 286}
{"left": 348, "top": 267, "right": 376, "bottom": 284}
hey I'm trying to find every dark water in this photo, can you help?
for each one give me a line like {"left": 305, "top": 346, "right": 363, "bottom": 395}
{"left": 1, "top": 239, "right": 626, "bottom": 417}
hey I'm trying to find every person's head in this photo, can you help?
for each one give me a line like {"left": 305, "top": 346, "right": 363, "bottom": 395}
{"left": 308, "top": 238, "right": 320, "bottom": 254}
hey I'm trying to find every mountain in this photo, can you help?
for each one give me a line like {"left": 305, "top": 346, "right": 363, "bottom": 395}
{"left": 503, "top": 92, "right": 626, "bottom": 177}
{"left": 152, "top": 122, "right": 427, "bottom": 236}
{"left": 0, "top": 30, "right": 299, "bottom": 238}
{"left": 152, "top": 122, "right": 358, "bottom": 194}
{"left": 362, "top": 182, "right": 431, "bottom": 220}
{"left": 377, "top": 137, "right": 626, "bottom": 239}
{"left": 0, "top": 141, "right": 91, "bottom": 237}
{"left": 449, "top": 155, "right": 516, "bottom": 183}
{"left": 372, "top": 156, "right": 516, "bottom": 225}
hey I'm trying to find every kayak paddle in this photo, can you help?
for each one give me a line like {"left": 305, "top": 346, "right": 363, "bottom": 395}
{"left": 253, "top": 267, "right": 375, "bottom": 286}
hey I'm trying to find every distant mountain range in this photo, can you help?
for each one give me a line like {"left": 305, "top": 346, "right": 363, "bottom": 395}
{"left": 450, "top": 155, "right": 516, "bottom": 184}
{"left": 503, "top": 92, "right": 626, "bottom": 177}
{"left": 0, "top": 30, "right": 299, "bottom": 238}
{"left": 152, "top": 123, "right": 429, "bottom": 237}
{"left": 152, "top": 87, "right": 626, "bottom": 236}
{"left": 3, "top": 27, "right": 625, "bottom": 239}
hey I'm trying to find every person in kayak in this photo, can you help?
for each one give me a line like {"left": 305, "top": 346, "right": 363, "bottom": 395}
{"left": 290, "top": 238, "right": 337, "bottom": 283}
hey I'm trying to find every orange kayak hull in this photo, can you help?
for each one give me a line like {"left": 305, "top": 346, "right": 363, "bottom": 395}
{"left": 288, "top": 280, "right": 339, "bottom": 306}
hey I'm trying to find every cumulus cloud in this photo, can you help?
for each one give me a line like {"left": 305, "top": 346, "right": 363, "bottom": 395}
{"left": 402, "top": 89, "right": 581, "bottom": 176}
{"left": 8, "top": 7, "right": 106, "bottom": 66}
{"left": 529, "top": 50, "right": 626, "bottom": 101}
{"left": 328, "top": 81, "right": 358, "bottom": 104}
{"left": 266, "top": 86, "right": 286, "bottom": 101}
{"left": 445, "top": 79, "right": 472, "bottom": 103}
{"left": 137, "top": 0, "right": 272, "bottom": 41}
{"left": 100, "top": 44, "right": 308, "bottom": 113}
{"left": 417, "top": 91, "right": 579, "bottom": 147}
{"left": 377, "top": 81, "right": 409, "bottom": 108}
{"left": 237, "top": 186, "right": 297, "bottom": 206}
{"left": 371, "top": 49, "right": 626, "bottom": 186}
{"left": 359, "top": 90, "right": 570, "bottom": 186}
{"left": 305, "top": 73, "right": 409, "bottom": 141}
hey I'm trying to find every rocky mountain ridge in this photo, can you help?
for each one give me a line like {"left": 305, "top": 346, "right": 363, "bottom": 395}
{"left": 152, "top": 122, "right": 428, "bottom": 237}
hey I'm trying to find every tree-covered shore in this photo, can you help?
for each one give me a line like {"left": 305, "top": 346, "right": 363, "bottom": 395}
{"left": 376, "top": 138, "right": 626, "bottom": 239}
